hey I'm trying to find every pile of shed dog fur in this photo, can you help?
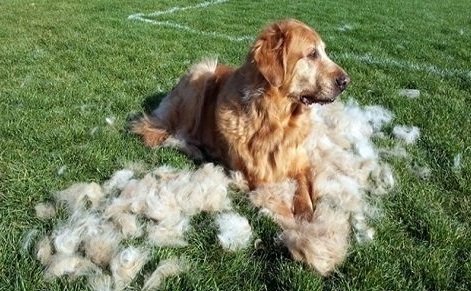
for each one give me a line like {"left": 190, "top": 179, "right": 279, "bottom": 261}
{"left": 30, "top": 96, "right": 421, "bottom": 289}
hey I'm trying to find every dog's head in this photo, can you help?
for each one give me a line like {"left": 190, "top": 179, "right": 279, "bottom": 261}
{"left": 249, "top": 19, "right": 350, "bottom": 105}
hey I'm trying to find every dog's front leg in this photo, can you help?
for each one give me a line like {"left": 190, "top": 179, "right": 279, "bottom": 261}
{"left": 292, "top": 167, "right": 316, "bottom": 221}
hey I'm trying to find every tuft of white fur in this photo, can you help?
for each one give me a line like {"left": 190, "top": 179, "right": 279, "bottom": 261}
{"left": 111, "top": 212, "right": 143, "bottom": 238}
{"left": 69, "top": 210, "right": 102, "bottom": 236}
{"left": 411, "top": 164, "right": 432, "bottom": 180}
{"left": 369, "top": 163, "right": 395, "bottom": 195}
{"left": 53, "top": 227, "right": 83, "bottom": 255}
{"left": 103, "top": 169, "right": 134, "bottom": 194}
{"left": 144, "top": 164, "right": 231, "bottom": 225}
{"left": 351, "top": 212, "right": 375, "bottom": 242}
{"left": 147, "top": 217, "right": 190, "bottom": 247}
{"left": 45, "top": 254, "right": 99, "bottom": 279}
{"left": 103, "top": 178, "right": 148, "bottom": 217}
{"left": 381, "top": 144, "right": 408, "bottom": 159}
{"left": 105, "top": 116, "right": 115, "bottom": 126}
{"left": 110, "top": 246, "right": 149, "bottom": 290}
{"left": 57, "top": 165, "right": 67, "bottom": 176}
{"left": 181, "top": 163, "right": 232, "bottom": 213}
{"left": 52, "top": 210, "right": 102, "bottom": 255}
{"left": 165, "top": 163, "right": 231, "bottom": 215}
{"left": 453, "top": 153, "right": 462, "bottom": 172}
{"left": 216, "top": 212, "right": 252, "bottom": 251}
{"left": 392, "top": 125, "right": 420, "bottom": 144}
{"left": 281, "top": 203, "right": 350, "bottom": 276}
{"left": 35, "top": 202, "right": 56, "bottom": 219}
{"left": 142, "top": 258, "right": 187, "bottom": 291}
{"left": 36, "top": 236, "right": 53, "bottom": 266}
{"left": 363, "top": 105, "right": 394, "bottom": 132}
{"left": 22, "top": 229, "right": 39, "bottom": 253}
{"left": 90, "top": 126, "right": 99, "bottom": 136}
{"left": 337, "top": 24, "right": 353, "bottom": 32}
{"left": 188, "top": 58, "right": 218, "bottom": 81}
{"left": 55, "top": 182, "right": 105, "bottom": 211}
{"left": 398, "top": 89, "right": 420, "bottom": 98}
{"left": 83, "top": 223, "right": 121, "bottom": 267}
{"left": 229, "top": 170, "right": 250, "bottom": 192}
{"left": 89, "top": 274, "right": 113, "bottom": 291}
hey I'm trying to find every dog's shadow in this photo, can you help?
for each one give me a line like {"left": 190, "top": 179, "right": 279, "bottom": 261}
{"left": 141, "top": 91, "right": 168, "bottom": 114}
{"left": 127, "top": 91, "right": 167, "bottom": 133}
{"left": 126, "top": 91, "right": 167, "bottom": 136}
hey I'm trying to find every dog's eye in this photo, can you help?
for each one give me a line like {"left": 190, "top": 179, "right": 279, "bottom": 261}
{"left": 308, "top": 49, "right": 318, "bottom": 59}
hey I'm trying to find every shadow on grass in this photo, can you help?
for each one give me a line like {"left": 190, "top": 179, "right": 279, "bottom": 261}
{"left": 124, "top": 91, "right": 167, "bottom": 138}
{"left": 252, "top": 232, "right": 295, "bottom": 290}
{"left": 419, "top": 137, "right": 464, "bottom": 193}
{"left": 126, "top": 91, "right": 167, "bottom": 123}
{"left": 418, "top": 136, "right": 470, "bottom": 230}
{"left": 141, "top": 91, "right": 168, "bottom": 114}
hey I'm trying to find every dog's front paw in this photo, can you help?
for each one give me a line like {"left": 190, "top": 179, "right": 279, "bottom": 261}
{"left": 293, "top": 196, "right": 314, "bottom": 222}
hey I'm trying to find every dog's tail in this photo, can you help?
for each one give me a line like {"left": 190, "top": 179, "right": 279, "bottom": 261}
{"left": 130, "top": 115, "right": 169, "bottom": 148}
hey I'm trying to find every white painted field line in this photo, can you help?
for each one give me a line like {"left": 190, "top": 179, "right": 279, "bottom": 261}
{"left": 334, "top": 52, "right": 471, "bottom": 79}
{"left": 128, "top": 0, "right": 227, "bottom": 19}
{"left": 128, "top": 0, "right": 252, "bottom": 42}
{"left": 129, "top": 15, "right": 253, "bottom": 42}
{"left": 147, "top": 0, "right": 228, "bottom": 17}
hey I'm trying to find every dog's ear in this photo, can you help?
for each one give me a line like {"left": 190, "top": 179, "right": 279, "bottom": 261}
{"left": 251, "top": 23, "right": 287, "bottom": 88}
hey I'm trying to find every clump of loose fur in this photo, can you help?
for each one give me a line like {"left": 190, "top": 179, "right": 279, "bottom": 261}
{"left": 55, "top": 182, "right": 104, "bottom": 211}
{"left": 35, "top": 203, "right": 56, "bottom": 219}
{"left": 229, "top": 170, "right": 250, "bottom": 192}
{"left": 31, "top": 161, "right": 237, "bottom": 289}
{"left": 83, "top": 223, "right": 121, "bottom": 267}
{"left": 216, "top": 212, "right": 253, "bottom": 251}
{"left": 110, "top": 246, "right": 149, "bottom": 290}
{"left": 281, "top": 204, "right": 351, "bottom": 276}
{"left": 103, "top": 169, "right": 134, "bottom": 194}
{"left": 398, "top": 88, "right": 420, "bottom": 98}
{"left": 111, "top": 212, "right": 143, "bottom": 238}
{"left": 45, "top": 254, "right": 99, "bottom": 279}
{"left": 146, "top": 217, "right": 190, "bottom": 247}
{"left": 21, "top": 229, "right": 39, "bottom": 253}
{"left": 142, "top": 258, "right": 188, "bottom": 290}
{"left": 52, "top": 210, "right": 101, "bottom": 255}
{"left": 36, "top": 236, "right": 53, "bottom": 266}
{"left": 89, "top": 274, "right": 113, "bottom": 291}
{"left": 392, "top": 125, "right": 420, "bottom": 144}
{"left": 53, "top": 226, "right": 84, "bottom": 255}
{"left": 453, "top": 153, "right": 462, "bottom": 172}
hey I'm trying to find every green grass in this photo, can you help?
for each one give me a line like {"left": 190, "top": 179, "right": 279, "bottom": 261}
{"left": 1, "top": 0, "right": 470, "bottom": 290}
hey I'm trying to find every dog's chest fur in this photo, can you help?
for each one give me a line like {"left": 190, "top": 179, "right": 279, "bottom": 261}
{"left": 216, "top": 88, "right": 312, "bottom": 187}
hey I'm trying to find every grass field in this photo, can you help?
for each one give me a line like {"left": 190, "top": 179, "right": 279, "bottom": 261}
{"left": 1, "top": 0, "right": 470, "bottom": 290}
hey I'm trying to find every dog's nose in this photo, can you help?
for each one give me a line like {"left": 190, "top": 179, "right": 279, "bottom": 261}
{"left": 336, "top": 74, "right": 350, "bottom": 92}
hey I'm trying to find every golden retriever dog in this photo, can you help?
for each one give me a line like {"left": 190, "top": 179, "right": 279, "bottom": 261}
{"left": 132, "top": 19, "right": 350, "bottom": 221}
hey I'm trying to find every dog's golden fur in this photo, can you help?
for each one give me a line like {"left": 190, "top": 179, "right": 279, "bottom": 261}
{"left": 132, "top": 19, "right": 349, "bottom": 221}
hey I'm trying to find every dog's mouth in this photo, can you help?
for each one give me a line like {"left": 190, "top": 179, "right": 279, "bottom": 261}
{"left": 299, "top": 95, "right": 335, "bottom": 106}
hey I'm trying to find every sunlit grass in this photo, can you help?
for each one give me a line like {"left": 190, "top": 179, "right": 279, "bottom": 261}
{"left": 0, "top": 0, "right": 469, "bottom": 290}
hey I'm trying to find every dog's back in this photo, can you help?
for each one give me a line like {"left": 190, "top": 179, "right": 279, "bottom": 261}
{"left": 132, "top": 59, "right": 233, "bottom": 160}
